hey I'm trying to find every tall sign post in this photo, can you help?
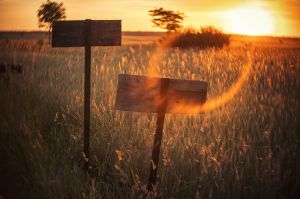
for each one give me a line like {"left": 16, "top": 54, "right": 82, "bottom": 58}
{"left": 52, "top": 19, "right": 121, "bottom": 171}
{"left": 115, "top": 74, "right": 208, "bottom": 191}
{"left": 84, "top": 20, "right": 92, "bottom": 171}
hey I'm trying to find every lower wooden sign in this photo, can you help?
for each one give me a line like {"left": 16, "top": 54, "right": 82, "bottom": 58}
{"left": 115, "top": 74, "right": 208, "bottom": 114}
{"left": 115, "top": 73, "right": 208, "bottom": 191}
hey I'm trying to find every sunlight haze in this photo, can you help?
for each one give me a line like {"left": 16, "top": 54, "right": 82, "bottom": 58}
{"left": 0, "top": 0, "right": 299, "bottom": 36}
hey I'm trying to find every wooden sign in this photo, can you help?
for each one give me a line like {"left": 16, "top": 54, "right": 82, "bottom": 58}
{"left": 52, "top": 19, "right": 121, "bottom": 171}
{"left": 52, "top": 20, "right": 121, "bottom": 47}
{"left": 115, "top": 74, "right": 208, "bottom": 191}
{"left": 115, "top": 74, "right": 208, "bottom": 114}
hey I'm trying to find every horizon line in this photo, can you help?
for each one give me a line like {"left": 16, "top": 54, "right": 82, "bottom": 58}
{"left": 0, "top": 30, "right": 299, "bottom": 38}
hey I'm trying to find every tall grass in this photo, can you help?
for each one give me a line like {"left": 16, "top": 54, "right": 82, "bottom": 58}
{"left": 0, "top": 40, "right": 299, "bottom": 198}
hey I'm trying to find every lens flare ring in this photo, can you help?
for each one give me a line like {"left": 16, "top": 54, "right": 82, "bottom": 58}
{"left": 147, "top": 35, "right": 252, "bottom": 113}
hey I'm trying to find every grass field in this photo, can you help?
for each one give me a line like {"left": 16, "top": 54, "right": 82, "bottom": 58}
{"left": 0, "top": 34, "right": 299, "bottom": 198}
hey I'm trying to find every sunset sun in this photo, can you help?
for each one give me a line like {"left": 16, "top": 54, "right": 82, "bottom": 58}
{"left": 223, "top": 3, "right": 275, "bottom": 35}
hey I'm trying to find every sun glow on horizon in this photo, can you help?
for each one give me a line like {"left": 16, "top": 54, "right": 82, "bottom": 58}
{"left": 222, "top": 3, "right": 275, "bottom": 36}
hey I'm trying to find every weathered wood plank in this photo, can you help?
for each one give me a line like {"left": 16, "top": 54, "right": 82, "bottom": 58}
{"left": 115, "top": 75, "right": 161, "bottom": 112}
{"left": 115, "top": 74, "right": 208, "bottom": 114}
{"left": 52, "top": 20, "right": 121, "bottom": 47}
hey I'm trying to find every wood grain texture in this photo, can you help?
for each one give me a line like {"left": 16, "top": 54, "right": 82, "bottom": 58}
{"left": 52, "top": 20, "right": 121, "bottom": 47}
{"left": 115, "top": 74, "right": 208, "bottom": 114}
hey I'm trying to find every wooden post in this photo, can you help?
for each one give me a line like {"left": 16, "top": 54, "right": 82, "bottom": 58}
{"left": 148, "top": 78, "right": 170, "bottom": 192}
{"left": 52, "top": 19, "right": 121, "bottom": 172}
{"left": 83, "top": 19, "right": 92, "bottom": 171}
{"left": 115, "top": 74, "right": 208, "bottom": 191}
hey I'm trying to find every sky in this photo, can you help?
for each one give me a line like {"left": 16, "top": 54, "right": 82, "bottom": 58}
{"left": 0, "top": 0, "right": 300, "bottom": 36}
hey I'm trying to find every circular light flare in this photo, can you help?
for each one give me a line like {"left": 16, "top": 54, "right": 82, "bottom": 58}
{"left": 224, "top": 4, "right": 275, "bottom": 35}
{"left": 147, "top": 35, "right": 253, "bottom": 113}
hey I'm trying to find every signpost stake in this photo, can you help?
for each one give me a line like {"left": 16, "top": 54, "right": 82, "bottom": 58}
{"left": 52, "top": 19, "right": 121, "bottom": 172}
{"left": 83, "top": 19, "right": 92, "bottom": 171}
{"left": 52, "top": 19, "right": 121, "bottom": 171}
{"left": 148, "top": 78, "right": 170, "bottom": 192}
{"left": 115, "top": 74, "right": 207, "bottom": 191}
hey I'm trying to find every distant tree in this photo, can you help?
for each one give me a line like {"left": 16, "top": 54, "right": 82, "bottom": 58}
{"left": 149, "top": 7, "right": 185, "bottom": 33}
{"left": 37, "top": 0, "right": 66, "bottom": 43}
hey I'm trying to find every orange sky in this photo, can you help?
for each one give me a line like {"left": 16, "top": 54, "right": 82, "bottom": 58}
{"left": 0, "top": 0, "right": 299, "bottom": 36}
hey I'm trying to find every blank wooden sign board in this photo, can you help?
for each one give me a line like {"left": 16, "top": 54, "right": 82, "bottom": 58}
{"left": 115, "top": 74, "right": 208, "bottom": 191}
{"left": 115, "top": 74, "right": 208, "bottom": 113}
{"left": 52, "top": 20, "right": 121, "bottom": 47}
{"left": 52, "top": 19, "right": 121, "bottom": 170}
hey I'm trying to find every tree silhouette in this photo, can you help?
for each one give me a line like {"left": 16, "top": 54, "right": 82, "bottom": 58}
{"left": 149, "top": 8, "right": 185, "bottom": 33}
{"left": 37, "top": 0, "right": 66, "bottom": 43}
